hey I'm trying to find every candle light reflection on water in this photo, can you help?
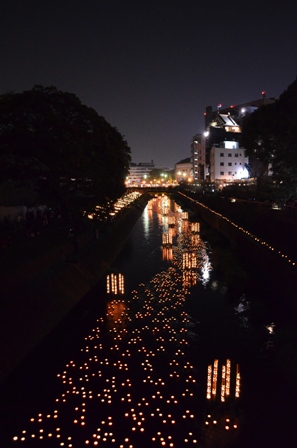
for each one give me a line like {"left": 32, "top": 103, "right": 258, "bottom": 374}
{"left": 11, "top": 195, "right": 241, "bottom": 447}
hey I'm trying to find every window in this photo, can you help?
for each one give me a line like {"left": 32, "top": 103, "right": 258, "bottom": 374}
{"left": 228, "top": 162, "right": 232, "bottom": 166}
{"left": 235, "top": 162, "right": 237, "bottom": 165}
{"left": 220, "top": 153, "right": 224, "bottom": 157}
{"left": 228, "top": 171, "right": 232, "bottom": 175}
{"left": 239, "top": 162, "right": 242, "bottom": 165}
{"left": 220, "top": 162, "right": 224, "bottom": 166}
{"left": 220, "top": 171, "right": 224, "bottom": 175}
{"left": 235, "top": 153, "right": 238, "bottom": 157}
{"left": 228, "top": 153, "right": 232, "bottom": 157}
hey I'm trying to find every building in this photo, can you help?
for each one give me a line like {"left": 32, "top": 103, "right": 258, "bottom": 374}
{"left": 126, "top": 161, "right": 155, "bottom": 186}
{"left": 175, "top": 158, "right": 193, "bottom": 183}
{"left": 210, "top": 140, "right": 249, "bottom": 185}
{"left": 203, "top": 94, "right": 277, "bottom": 179}
{"left": 191, "top": 134, "right": 206, "bottom": 182}
{"left": 204, "top": 93, "right": 276, "bottom": 129}
{"left": 202, "top": 111, "right": 242, "bottom": 183}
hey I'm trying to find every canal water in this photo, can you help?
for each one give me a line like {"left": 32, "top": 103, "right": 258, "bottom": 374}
{"left": 1, "top": 194, "right": 296, "bottom": 447}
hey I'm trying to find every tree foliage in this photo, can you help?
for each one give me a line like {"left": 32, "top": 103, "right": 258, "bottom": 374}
{"left": 148, "top": 168, "right": 164, "bottom": 180}
{"left": 241, "top": 77, "right": 297, "bottom": 200}
{"left": 0, "top": 86, "right": 131, "bottom": 216}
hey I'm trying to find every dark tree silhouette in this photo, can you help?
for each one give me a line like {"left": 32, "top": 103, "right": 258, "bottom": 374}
{"left": 0, "top": 86, "right": 131, "bottom": 218}
{"left": 241, "top": 77, "right": 297, "bottom": 201}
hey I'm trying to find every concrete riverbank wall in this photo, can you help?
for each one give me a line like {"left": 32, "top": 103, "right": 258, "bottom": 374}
{"left": 178, "top": 192, "right": 297, "bottom": 302}
{"left": 0, "top": 195, "right": 150, "bottom": 385}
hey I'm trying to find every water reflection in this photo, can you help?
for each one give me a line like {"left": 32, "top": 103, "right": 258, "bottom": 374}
{"left": 142, "top": 205, "right": 151, "bottom": 238}
{"left": 234, "top": 295, "right": 250, "bottom": 329}
{"left": 11, "top": 196, "right": 242, "bottom": 447}
{"left": 162, "top": 247, "right": 173, "bottom": 262}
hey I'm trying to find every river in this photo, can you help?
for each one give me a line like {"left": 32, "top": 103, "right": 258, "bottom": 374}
{"left": 1, "top": 194, "right": 296, "bottom": 447}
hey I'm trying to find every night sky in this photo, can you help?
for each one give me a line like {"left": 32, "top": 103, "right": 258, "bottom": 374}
{"left": 1, "top": 0, "right": 296, "bottom": 168}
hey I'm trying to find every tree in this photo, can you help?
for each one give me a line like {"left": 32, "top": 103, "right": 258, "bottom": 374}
{"left": 0, "top": 86, "right": 131, "bottom": 219}
{"left": 148, "top": 168, "right": 164, "bottom": 182}
{"left": 241, "top": 77, "right": 297, "bottom": 201}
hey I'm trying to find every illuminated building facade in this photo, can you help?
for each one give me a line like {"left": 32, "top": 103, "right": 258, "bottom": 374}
{"left": 175, "top": 157, "right": 193, "bottom": 183}
{"left": 204, "top": 111, "right": 242, "bottom": 182}
{"left": 127, "top": 161, "right": 155, "bottom": 185}
{"left": 203, "top": 94, "right": 277, "bottom": 180}
{"left": 210, "top": 140, "right": 249, "bottom": 184}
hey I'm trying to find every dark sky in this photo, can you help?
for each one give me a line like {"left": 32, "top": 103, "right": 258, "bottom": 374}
{"left": 1, "top": 0, "right": 296, "bottom": 168}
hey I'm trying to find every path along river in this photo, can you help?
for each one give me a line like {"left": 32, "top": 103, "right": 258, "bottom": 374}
{"left": 1, "top": 194, "right": 296, "bottom": 447}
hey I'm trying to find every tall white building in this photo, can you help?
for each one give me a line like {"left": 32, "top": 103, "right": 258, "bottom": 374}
{"left": 210, "top": 141, "right": 249, "bottom": 184}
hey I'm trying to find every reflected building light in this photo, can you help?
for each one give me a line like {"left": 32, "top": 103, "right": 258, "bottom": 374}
{"left": 182, "top": 212, "right": 188, "bottom": 220}
{"left": 143, "top": 205, "right": 151, "bottom": 237}
{"left": 163, "top": 214, "right": 168, "bottom": 223}
{"left": 266, "top": 322, "right": 276, "bottom": 334}
{"left": 201, "top": 259, "right": 211, "bottom": 286}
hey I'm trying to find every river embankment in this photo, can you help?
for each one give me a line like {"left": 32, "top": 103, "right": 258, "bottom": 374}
{"left": 0, "top": 194, "right": 150, "bottom": 385}
{"left": 178, "top": 191, "right": 297, "bottom": 303}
